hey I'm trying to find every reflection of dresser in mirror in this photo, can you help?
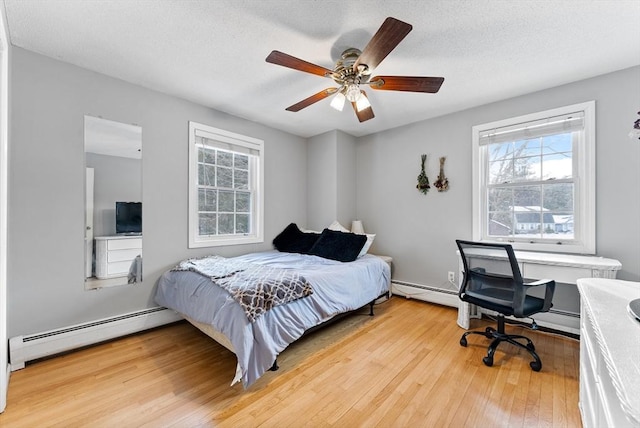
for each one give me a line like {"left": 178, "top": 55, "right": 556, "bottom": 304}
{"left": 95, "top": 235, "right": 142, "bottom": 280}
{"left": 84, "top": 115, "right": 142, "bottom": 289}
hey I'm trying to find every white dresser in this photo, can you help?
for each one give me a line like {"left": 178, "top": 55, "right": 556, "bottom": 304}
{"left": 577, "top": 278, "right": 640, "bottom": 428}
{"left": 95, "top": 235, "right": 142, "bottom": 279}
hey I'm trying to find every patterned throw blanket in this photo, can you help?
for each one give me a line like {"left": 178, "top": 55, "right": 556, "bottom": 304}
{"left": 172, "top": 256, "right": 313, "bottom": 322}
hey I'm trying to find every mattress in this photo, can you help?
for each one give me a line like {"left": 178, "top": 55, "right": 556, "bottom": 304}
{"left": 154, "top": 250, "right": 390, "bottom": 388}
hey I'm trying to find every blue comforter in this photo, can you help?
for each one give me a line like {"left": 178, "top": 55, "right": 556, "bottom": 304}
{"left": 154, "top": 251, "right": 390, "bottom": 388}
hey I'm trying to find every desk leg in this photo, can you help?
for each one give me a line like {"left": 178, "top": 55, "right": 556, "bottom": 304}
{"left": 457, "top": 301, "right": 470, "bottom": 329}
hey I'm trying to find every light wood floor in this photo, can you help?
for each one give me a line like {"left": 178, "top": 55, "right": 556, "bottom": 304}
{"left": 0, "top": 298, "right": 581, "bottom": 427}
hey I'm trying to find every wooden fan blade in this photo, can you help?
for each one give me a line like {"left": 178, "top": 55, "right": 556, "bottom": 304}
{"left": 266, "top": 50, "right": 334, "bottom": 77}
{"left": 354, "top": 17, "right": 412, "bottom": 72}
{"left": 369, "top": 76, "right": 444, "bottom": 93}
{"left": 351, "top": 91, "right": 375, "bottom": 122}
{"left": 285, "top": 88, "right": 338, "bottom": 112}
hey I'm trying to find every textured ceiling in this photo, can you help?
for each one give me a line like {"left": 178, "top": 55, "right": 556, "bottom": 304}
{"left": 4, "top": 0, "right": 640, "bottom": 138}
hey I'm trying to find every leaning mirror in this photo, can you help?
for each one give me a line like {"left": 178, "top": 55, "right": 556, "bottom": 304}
{"left": 84, "top": 115, "right": 142, "bottom": 290}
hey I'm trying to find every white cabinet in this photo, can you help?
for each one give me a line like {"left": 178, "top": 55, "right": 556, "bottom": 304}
{"left": 577, "top": 278, "right": 640, "bottom": 428}
{"left": 95, "top": 235, "right": 142, "bottom": 279}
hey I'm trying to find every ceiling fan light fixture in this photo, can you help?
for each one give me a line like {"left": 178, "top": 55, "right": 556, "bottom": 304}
{"left": 330, "top": 92, "right": 346, "bottom": 111}
{"left": 266, "top": 18, "right": 442, "bottom": 123}
{"left": 345, "top": 83, "right": 361, "bottom": 102}
{"left": 355, "top": 92, "right": 371, "bottom": 112}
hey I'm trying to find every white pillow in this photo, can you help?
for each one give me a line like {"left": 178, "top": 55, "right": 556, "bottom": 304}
{"left": 357, "top": 233, "right": 376, "bottom": 258}
{"left": 328, "top": 220, "right": 349, "bottom": 233}
{"left": 301, "top": 228, "right": 320, "bottom": 234}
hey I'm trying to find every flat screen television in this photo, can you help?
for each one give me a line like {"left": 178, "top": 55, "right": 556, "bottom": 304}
{"left": 115, "top": 202, "right": 142, "bottom": 234}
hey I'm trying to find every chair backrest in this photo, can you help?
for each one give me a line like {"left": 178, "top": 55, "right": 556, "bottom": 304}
{"left": 456, "top": 239, "right": 523, "bottom": 298}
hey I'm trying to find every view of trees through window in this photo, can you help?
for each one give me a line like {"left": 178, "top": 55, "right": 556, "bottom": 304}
{"left": 487, "top": 132, "right": 574, "bottom": 240}
{"left": 197, "top": 141, "right": 251, "bottom": 236}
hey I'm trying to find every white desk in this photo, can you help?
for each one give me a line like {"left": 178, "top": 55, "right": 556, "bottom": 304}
{"left": 577, "top": 278, "right": 640, "bottom": 428}
{"left": 457, "top": 251, "right": 621, "bottom": 329}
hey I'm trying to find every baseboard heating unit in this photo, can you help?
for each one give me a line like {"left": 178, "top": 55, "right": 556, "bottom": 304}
{"left": 391, "top": 280, "right": 580, "bottom": 335}
{"left": 391, "top": 280, "right": 460, "bottom": 308}
{"left": 9, "top": 307, "right": 182, "bottom": 371}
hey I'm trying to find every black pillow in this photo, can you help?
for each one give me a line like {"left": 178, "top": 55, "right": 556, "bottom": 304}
{"left": 308, "top": 229, "right": 367, "bottom": 262}
{"left": 273, "top": 223, "right": 320, "bottom": 253}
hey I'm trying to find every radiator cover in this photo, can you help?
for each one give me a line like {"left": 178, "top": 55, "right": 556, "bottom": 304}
{"left": 9, "top": 307, "right": 182, "bottom": 370}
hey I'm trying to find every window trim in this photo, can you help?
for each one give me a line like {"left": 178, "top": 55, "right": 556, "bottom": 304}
{"left": 472, "top": 101, "right": 596, "bottom": 254}
{"left": 188, "top": 121, "right": 264, "bottom": 248}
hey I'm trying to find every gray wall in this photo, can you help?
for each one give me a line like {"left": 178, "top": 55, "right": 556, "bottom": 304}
{"left": 8, "top": 47, "right": 308, "bottom": 337}
{"left": 306, "top": 130, "right": 357, "bottom": 231}
{"left": 307, "top": 131, "right": 337, "bottom": 230}
{"left": 357, "top": 66, "right": 640, "bottom": 313}
{"left": 336, "top": 131, "right": 357, "bottom": 229}
{"left": 8, "top": 45, "right": 639, "bottom": 337}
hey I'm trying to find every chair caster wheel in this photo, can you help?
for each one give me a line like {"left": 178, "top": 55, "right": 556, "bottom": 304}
{"left": 482, "top": 356, "right": 493, "bottom": 367}
{"left": 530, "top": 360, "right": 542, "bottom": 372}
{"left": 485, "top": 327, "right": 494, "bottom": 334}
{"left": 526, "top": 343, "right": 535, "bottom": 351}
{"left": 460, "top": 337, "right": 467, "bottom": 347}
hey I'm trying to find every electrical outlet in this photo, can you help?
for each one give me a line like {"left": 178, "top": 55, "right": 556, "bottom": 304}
{"left": 448, "top": 271, "right": 455, "bottom": 284}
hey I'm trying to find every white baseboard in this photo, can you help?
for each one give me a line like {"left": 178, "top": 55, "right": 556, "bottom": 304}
{"left": 391, "top": 280, "right": 459, "bottom": 308}
{"left": 391, "top": 280, "right": 580, "bottom": 335}
{"left": 9, "top": 307, "right": 183, "bottom": 371}
{"left": 499, "top": 310, "right": 580, "bottom": 336}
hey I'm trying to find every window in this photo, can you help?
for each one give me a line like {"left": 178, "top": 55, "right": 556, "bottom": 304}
{"left": 472, "top": 101, "right": 595, "bottom": 254}
{"left": 188, "top": 122, "right": 263, "bottom": 248}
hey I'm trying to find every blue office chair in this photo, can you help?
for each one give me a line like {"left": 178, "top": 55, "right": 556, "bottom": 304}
{"left": 456, "top": 240, "right": 555, "bottom": 371}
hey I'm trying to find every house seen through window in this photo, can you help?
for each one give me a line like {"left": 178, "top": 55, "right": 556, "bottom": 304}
{"left": 472, "top": 101, "right": 595, "bottom": 254}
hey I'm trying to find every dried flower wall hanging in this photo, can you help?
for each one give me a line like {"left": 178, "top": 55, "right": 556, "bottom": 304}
{"left": 630, "top": 111, "right": 640, "bottom": 140}
{"left": 434, "top": 156, "right": 449, "bottom": 192}
{"left": 416, "top": 154, "right": 430, "bottom": 194}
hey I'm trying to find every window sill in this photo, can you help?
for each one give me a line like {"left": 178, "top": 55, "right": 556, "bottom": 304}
{"left": 486, "top": 240, "right": 595, "bottom": 255}
{"left": 188, "top": 235, "right": 263, "bottom": 249}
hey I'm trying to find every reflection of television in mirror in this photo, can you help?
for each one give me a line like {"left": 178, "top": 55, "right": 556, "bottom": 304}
{"left": 116, "top": 202, "right": 142, "bottom": 234}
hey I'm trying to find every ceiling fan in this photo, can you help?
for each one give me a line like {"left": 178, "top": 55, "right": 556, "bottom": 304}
{"left": 265, "top": 17, "right": 444, "bottom": 123}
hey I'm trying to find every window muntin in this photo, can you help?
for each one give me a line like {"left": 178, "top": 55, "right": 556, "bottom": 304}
{"left": 472, "top": 101, "right": 595, "bottom": 254}
{"left": 188, "top": 122, "right": 263, "bottom": 248}
{"left": 196, "top": 143, "right": 251, "bottom": 235}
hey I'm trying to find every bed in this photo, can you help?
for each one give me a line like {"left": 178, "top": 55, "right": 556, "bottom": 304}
{"left": 154, "top": 249, "right": 390, "bottom": 388}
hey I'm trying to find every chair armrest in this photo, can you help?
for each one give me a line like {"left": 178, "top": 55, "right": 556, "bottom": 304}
{"left": 524, "top": 279, "right": 556, "bottom": 313}
{"left": 514, "top": 279, "right": 556, "bottom": 317}
{"left": 524, "top": 279, "right": 554, "bottom": 287}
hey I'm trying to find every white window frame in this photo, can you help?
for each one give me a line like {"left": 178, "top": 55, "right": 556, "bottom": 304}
{"left": 472, "top": 101, "right": 596, "bottom": 254}
{"left": 188, "top": 121, "right": 264, "bottom": 248}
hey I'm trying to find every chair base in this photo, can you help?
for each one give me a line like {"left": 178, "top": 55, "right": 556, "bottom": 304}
{"left": 459, "top": 314, "right": 542, "bottom": 372}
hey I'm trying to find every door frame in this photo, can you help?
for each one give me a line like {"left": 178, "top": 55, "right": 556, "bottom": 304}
{"left": 0, "top": 3, "right": 10, "bottom": 413}
{"left": 85, "top": 167, "right": 94, "bottom": 278}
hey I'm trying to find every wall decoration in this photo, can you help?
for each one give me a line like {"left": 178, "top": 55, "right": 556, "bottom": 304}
{"left": 416, "top": 154, "right": 430, "bottom": 194}
{"left": 630, "top": 111, "right": 640, "bottom": 140}
{"left": 434, "top": 156, "right": 449, "bottom": 192}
